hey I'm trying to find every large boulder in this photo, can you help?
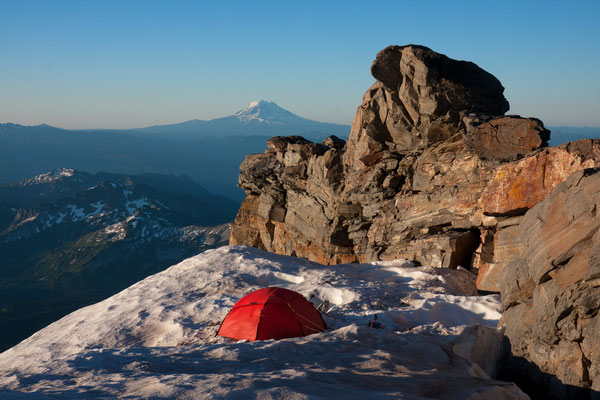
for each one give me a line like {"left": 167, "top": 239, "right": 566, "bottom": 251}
{"left": 368, "top": 45, "right": 509, "bottom": 151}
{"left": 498, "top": 168, "right": 600, "bottom": 398}
{"left": 344, "top": 45, "right": 510, "bottom": 171}
{"left": 230, "top": 44, "right": 600, "bottom": 398}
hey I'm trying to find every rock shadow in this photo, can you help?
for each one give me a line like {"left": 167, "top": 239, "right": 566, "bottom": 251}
{"left": 497, "top": 336, "right": 600, "bottom": 400}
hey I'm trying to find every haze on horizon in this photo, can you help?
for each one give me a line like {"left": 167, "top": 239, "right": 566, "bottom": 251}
{"left": 1, "top": 0, "right": 599, "bottom": 130}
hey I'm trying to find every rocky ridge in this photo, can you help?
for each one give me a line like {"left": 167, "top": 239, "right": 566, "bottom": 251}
{"left": 230, "top": 44, "right": 600, "bottom": 397}
{"left": 230, "top": 45, "right": 599, "bottom": 291}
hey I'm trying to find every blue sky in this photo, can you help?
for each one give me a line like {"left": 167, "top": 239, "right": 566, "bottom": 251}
{"left": 1, "top": 0, "right": 598, "bottom": 129}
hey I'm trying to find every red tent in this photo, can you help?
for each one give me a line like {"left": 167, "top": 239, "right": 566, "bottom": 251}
{"left": 217, "top": 287, "right": 326, "bottom": 341}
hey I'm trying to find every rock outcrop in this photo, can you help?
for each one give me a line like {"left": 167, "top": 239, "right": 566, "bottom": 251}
{"left": 498, "top": 168, "right": 600, "bottom": 398}
{"left": 230, "top": 45, "right": 598, "bottom": 293}
{"left": 229, "top": 42, "right": 600, "bottom": 398}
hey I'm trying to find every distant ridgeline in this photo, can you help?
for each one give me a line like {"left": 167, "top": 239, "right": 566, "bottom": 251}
{"left": 0, "top": 102, "right": 350, "bottom": 201}
{"left": 548, "top": 126, "right": 600, "bottom": 145}
{"left": 0, "top": 169, "right": 235, "bottom": 351}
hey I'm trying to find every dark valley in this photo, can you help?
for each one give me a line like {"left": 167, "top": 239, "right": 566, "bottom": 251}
{"left": 0, "top": 169, "right": 235, "bottom": 351}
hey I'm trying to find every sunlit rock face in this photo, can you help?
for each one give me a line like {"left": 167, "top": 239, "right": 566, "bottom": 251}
{"left": 230, "top": 45, "right": 597, "bottom": 291}
{"left": 498, "top": 168, "right": 600, "bottom": 398}
{"left": 348, "top": 45, "right": 509, "bottom": 163}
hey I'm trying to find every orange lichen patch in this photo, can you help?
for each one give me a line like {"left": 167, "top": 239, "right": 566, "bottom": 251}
{"left": 505, "top": 163, "right": 545, "bottom": 209}
{"left": 481, "top": 147, "right": 593, "bottom": 215}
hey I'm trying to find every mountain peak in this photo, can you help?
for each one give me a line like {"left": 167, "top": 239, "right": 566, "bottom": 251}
{"left": 247, "top": 100, "right": 271, "bottom": 108}
{"left": 18, "top": 168, "right": 79, "bottom": 185}
{"left": 234, "top": 100, "right": 304, "bottom": 124}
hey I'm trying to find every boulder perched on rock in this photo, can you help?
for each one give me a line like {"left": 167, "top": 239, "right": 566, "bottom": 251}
{"left": 463, "top": 115, "right": 549, "bottom": 162}
{"left": 230, "top": 45, "right": 600, "bottom": 294}
{"left": 498, "top": 168, "right": 600, "bottom": 398}
{"left": 344, "top": 45, "right": 510, "bottom": 172}
{"left": 367, "top": 45, "right": 509, "bottom": 152}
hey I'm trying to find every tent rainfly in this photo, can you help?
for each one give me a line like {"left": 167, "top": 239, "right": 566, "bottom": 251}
{"left": 217, "top": 287, "right": 326, "bottom": 341}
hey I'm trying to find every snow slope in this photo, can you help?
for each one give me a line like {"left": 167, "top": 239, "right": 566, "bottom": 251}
{"left": 0, "top": 246, "right": 528, "bottom": 399}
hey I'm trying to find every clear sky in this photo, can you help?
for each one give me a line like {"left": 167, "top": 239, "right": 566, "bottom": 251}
{"left": 1, "top": 0, "right": 599, "bottom": 129}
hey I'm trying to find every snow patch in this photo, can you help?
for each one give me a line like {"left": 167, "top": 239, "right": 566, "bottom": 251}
{"left": 67, "top": 204, "right": 85, "bottom": 220}
{"left": 55, "top": 212, "right": 67, "bottom": 224}
{"left": 19, "top": 168, "right": 76, "bottom": 185}
{"left": 89, "top": 201, "right": 105, "bottom": 215}
{"left": 125, "top": 197, "right": 149, "bottom": 215}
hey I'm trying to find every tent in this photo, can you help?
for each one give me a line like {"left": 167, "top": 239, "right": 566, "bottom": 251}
{"left": 217, "top": 287, "right": 326, "bottom": 341}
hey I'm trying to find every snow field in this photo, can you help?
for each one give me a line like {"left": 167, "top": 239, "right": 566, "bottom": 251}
{"left": 0, "top": 245, "right": 529, "bottom": 399}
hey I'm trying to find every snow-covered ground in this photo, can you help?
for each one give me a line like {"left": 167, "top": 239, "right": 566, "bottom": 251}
{"left": 0, "top": 246, "right": 528, "bottom": 399}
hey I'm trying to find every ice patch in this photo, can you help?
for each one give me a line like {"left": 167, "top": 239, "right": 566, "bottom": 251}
{"left": 312, "top": 285, "right": 358, "bottom": 306}
{"left": 126, "top": 197, "right": 149, "bottom": 215}
{"left": 55, "top": 212, "right": 67, "bottom": 224}
{"left": 67, "top": 204, "right": 85, "bottom": 220}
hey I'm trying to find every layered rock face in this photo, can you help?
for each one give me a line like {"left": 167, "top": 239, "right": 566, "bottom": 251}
{"left": 350, "top": 45, "right": 509, "bottom": 156}
{"left": 498, "top": 168, "right": 600, "bottom": 398}
{"left": 230, "top": 45, "right": 599, "bottom": 292}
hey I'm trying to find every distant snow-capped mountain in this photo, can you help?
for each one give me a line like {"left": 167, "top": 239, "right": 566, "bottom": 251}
{"left": 233, "top": 100, "right": 309, "bottom": 124}
{"left": 0, "top": 101, "right": 349, "bottom": 201}
{"left": 134, "top": 100, "right": 350, "bottom": 139}
{"left": 547, "top": 126, "right": 600, "bottom": 146}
